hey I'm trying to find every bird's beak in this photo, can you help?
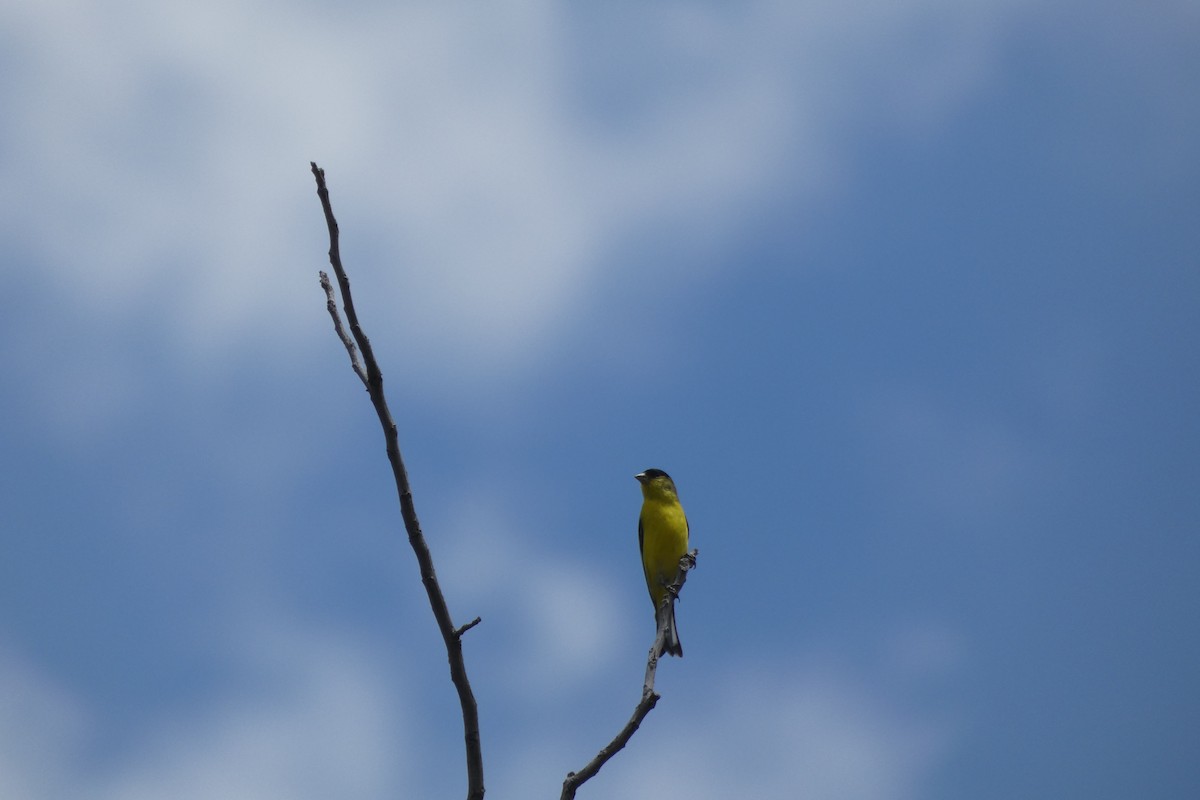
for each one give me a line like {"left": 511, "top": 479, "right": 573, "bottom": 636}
{"left": 634, "top": 472, "right": 647, "bottom": 483}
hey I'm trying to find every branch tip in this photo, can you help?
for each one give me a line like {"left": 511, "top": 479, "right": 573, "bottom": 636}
{"left": 561, "top": 551, "right": 697, "bottom": 798}
{"left": 309, "top": 163, "right": 484, "bottom": 799}
{"left": 455, "top": 617, "right": 482, "bottom": 638}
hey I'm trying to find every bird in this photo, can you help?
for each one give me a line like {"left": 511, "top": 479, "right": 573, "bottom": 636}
{"left": 636, "top": 468, "right": 690, "bottom": 657}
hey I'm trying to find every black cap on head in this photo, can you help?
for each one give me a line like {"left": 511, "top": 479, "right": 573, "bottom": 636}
{"left": 635, "top": 468, "right": 670, "bottom": 482}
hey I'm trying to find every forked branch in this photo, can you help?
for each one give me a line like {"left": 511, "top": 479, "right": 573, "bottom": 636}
{"left": 310, "top": 162, "right": 485, "bottom": 800}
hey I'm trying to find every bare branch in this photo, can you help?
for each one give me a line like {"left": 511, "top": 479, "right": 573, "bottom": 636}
{"left": 455, "top": 617, "right": 483, "bottom": 638}
{"left": 560, "top": 694, "right": 659, "bottom": 800}
{"left": 642, "top": 549, "right": 697, "bottom": 696}
{"left": 319, "top": 270, "right": 367, "bottom": 385}
{"left": 310, "top": 162, "right": 485, "bottom": 800}
{"left": 561, "top": 549, "right": 698, "bottom": 800}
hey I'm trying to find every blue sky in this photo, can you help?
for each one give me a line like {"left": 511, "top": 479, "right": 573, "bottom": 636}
{"left": 2, "top": 1, "right": 1198, "bottom": 798}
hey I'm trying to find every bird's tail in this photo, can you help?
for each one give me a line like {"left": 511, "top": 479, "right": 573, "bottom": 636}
{"left": 656, "top": 599, "right": 683, "bottom": 658}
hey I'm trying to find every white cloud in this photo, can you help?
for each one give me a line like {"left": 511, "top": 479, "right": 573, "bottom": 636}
{"left": 2, "top": 0, "right": 1036, "bottom": 385}
{"left": 881, "top": 619, "right": 965, "bottom": 679}
{"left": 0, "top": 622, "right": 408, "bottom": 800}
{"left": 859, "top": 385, "right": 1048, "bottom": 526}
{"left": 0, "top": 650, "right": 88, "bottom": 800}
{"left": 104, "top": 630, "right": 404, "bottom": 800}
{"left": 577, "top": 660, "right": 951, "bottom": 800}
{"left": 439, "top": 488, "right": 632, "bottom": 691}
{"left": 0, "top": 622, "right": 959, "bottom": 800}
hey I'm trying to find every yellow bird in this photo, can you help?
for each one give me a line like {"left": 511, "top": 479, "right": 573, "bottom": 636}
{"left": 636, "top": 468, "right": 690, "bottom": 657}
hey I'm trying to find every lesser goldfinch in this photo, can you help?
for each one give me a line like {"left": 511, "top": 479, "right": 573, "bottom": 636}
{"left": 636, "top": 468, "right": 690, "bottom": 657}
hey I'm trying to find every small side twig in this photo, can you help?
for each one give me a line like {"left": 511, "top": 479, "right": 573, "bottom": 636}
{"left": 455, "top": 617, "right": 483, "bottom": 638}
{"left": 310, "top": 162, "right": 485, "bottom": 800}
{"left": 560, "top": 549, "right": 698, "bottom": 800}
{"left": 319, "top": 271, "right": 366, "bottom": 385}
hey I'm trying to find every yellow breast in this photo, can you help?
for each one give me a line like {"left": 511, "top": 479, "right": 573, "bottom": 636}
{"left": 641, "top": 498, "right": 690, "bottom": 607}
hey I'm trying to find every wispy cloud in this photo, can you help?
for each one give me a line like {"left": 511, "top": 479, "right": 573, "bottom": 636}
{"left": 0, "top": 621, "right": 408, "bottom": 800}
{"left": 859, "top": 384, "right": 1048, "bottom": 527}
{"left": 439, "top": 488, "right": 633, "bottom": 691}
{"left": 571, "top": 659, "right": 952, "bottom": 800}
{"left": 2, "top": 0, "right": 1033, "bottom": 384}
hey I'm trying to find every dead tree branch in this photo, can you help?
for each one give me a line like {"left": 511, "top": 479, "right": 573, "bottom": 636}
{"left": 560, "top": 549, "right": 698, "bottom": 800}
{"left": 310, "top": 162, "right": 485, "bottom": 800}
